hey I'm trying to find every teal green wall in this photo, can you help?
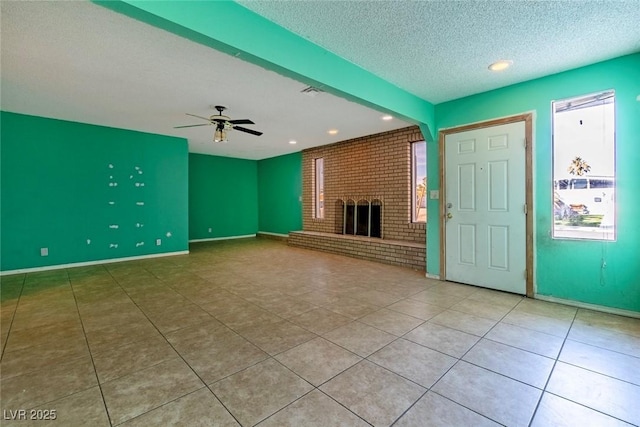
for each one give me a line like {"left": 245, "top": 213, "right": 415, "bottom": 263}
{"left": 0, "top": 112, "right": 189, "bottom": 271}
{"left": 258, "top": 152, "right": 302, "bottom": 234}
{"left": 188, "top": 153, "right": 258, "bottom": 240}
{"left": 430, "top": 53, "right": 640, "bottom": 312}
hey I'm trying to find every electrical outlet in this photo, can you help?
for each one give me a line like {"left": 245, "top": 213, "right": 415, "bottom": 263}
{"left": 208, "top": 227, "right": 212, "bottom": 233}
{"left": 156, "top": 239, "right": 162, "bottom": 246}
{"left": 40, "top": 247, "right": 49, "bottom": 256}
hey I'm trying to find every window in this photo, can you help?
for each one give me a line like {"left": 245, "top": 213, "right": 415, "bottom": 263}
{"left": 552, "top": 90, "right": 615, "bottom": 240}
{"left": 314, "top": 158, "right": 324, "bottom": 219}
{"left": 411, "top": 141, "right": 427, "bottom": 222}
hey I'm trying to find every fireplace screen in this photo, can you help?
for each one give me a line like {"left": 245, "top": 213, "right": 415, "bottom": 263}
{"left": 335, "top": 198, "right": 382, "bottom": 238}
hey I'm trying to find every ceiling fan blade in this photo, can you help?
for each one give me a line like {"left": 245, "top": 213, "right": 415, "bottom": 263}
{"left": 185, "top": 113, "right": 211, "bottom": 121}
{"left": 234, "top": 126, "right": 263, "bottom": 136}
{"left": 228, "top": 119, "right": 254, "bottom": 125}
{"left": 174, "top": 124, "right": 210, "bottom": 128}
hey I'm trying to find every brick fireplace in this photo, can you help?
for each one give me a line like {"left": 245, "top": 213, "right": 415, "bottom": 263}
{"left": 289, "top": 126, "right": 426, "bottom": 270}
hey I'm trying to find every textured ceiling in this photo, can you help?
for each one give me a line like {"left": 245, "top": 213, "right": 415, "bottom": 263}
{"left": 239, "top": 0, "right": 640, "bottom": 103}
{"left": 2, "top": 1, "right": 639, "bottom": 161}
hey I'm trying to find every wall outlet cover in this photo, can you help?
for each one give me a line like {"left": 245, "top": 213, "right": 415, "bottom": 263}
{"left": 156, "top": 239, "right": 162, "bottom": 246}
{"left": 40, "top": 247, "right": 49, "bottom": 256}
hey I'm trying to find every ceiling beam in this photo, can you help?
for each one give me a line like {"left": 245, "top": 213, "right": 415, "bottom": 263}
{"left": 94, "top": 0, "right": 435, "bottom": 141}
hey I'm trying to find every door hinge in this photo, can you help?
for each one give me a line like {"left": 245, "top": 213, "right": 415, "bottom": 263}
{"left": 524, "top": 138, "right": 527, "bottom": 149}
{"left": 523, "top": 203, "right": 528, "bottom": 214}
{"left": 524, "top": 269, "right": 527, "bottom": 279}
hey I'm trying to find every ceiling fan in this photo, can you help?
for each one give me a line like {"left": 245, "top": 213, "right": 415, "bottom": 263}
{"left": 174, "top": 105, "right": 263, "bottom": 142}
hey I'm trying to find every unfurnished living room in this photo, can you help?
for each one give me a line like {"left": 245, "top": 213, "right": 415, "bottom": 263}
{"left": 1, "top": 1, "right": 639, "bottom": 426}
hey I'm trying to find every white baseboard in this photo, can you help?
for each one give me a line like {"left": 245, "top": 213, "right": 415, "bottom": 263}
{"left": 535, "top": 294, "right": 640, "bottom": 319}
{"left": 257, "top": 231, "right": 289, "bottom": 238}
{"left": 0, "top": 250, "right": 190, "bottom": 276}
{"left": 189, "top": 234, "right": 256, "bottom": 243}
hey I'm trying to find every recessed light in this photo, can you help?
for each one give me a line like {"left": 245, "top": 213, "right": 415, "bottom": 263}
{"left": 488, "top": 60, "right": 513, "bottom": 72}
{"left": 289, "top": 140, "right": 297, "bottom": 145}
{"left": 381, "top": 115, "right": 393, "bottom": 121}
{"left": 327, "top": 129, "right": 339, "bottom": 135}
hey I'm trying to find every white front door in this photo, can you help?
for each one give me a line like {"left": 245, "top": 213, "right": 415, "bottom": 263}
{"left": 444, "top": 121, "right": 527, "bottom": 294}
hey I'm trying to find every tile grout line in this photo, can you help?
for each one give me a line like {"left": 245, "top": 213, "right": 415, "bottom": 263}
{"left": 68, "top": 266, "right": 114, "bottom": 427}
{"left": 2, "top": 273, "right": 99, "bottom": 414}
{"left": 6, "top": 241, "right": 637, "bottom": 426}
{"left": 109, "top": 387, "right": 210, "bottom": 427}
{"left": 103, "top": 265, "right": 245, "bottom": 427}
{"left": 372, "top": 290, "right": 521, "bottom": 426}
{"left": 397, "top": 292, "right": 532, "bottom": 426}
{"left": 170, "top": 276, "right": 415, "bottom": 426}
{"left": 526, "top": 306, "right": 579, "bottom": 427}
{"left": 103, "top": 260, "right": 241, "bottom": 425}
{"left": 148, "top": 261, "right": 362, "bottom": 425}
{"left": 0, "top": 273, "right": 27, "bottom": 363}
{"left": 384, "top": 310, "right": 505, "bottom": 427}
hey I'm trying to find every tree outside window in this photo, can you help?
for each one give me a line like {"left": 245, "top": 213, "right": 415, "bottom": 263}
{"left": 412, "top": 141, "right": 427, "bottom": 222}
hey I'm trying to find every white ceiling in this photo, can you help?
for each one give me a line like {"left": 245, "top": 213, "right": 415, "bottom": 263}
{"left": 0, "top": 1, "right": 411, "bottom": 160}
{"left": 2, "top": 1, "right": 639, "bottom": 160}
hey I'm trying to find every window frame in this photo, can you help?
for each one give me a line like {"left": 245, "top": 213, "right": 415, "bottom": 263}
{"left": 411, "top": 141, "right": 427, "bottom": 223}
{"left": 314, "top": 157, "right": 324, "bottom": 219}
{"left": 551, "top": 90, "right": 616, "bottom": 241}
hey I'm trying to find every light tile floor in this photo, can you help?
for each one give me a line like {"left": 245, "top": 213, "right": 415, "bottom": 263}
{"left": 1, "top": 238, "right": 639, "bottom": 426}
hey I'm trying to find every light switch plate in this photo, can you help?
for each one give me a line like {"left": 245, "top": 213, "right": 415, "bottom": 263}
{"left": 40, "top": 247, "right": 49, "bottom": 256}
{"left": 430, "top": 190, "right": 440, "bottom": 199}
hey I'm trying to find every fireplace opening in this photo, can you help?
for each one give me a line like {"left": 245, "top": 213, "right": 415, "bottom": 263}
{"left": 345, "top": 202, "right": 355, "bottom": 235}
{"left": 335, "top": 198, "right": 382, "bottom": 238}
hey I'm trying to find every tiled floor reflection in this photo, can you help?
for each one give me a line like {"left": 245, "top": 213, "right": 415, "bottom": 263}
{"left": 1, "top": 238, "right": 639, "bottom": 426}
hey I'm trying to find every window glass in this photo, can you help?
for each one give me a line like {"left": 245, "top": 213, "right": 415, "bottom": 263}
{"left": 412, "top": 141, "right": 427, "bottom": 222}
{"left": 314, "top": 158, "right": 324, "bottom": 219}
{"left": 552, "top": 91, "right": 615, "bottom": 240}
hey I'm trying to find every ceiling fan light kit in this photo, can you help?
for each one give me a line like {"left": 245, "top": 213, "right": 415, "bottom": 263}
{"left": 174, "top": 105, "right": 262, "bottom": 144}
{"left": 214, "top": 128, "right": 227, "bottom": 143}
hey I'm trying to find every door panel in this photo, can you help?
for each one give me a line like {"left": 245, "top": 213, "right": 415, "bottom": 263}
{"left": 444, "top": 121, "right": 526, "bottom": 294}
{"left": 458, "top": 163, "right": 476, "bottom": 210}
{"left": 488, "top": 225, "right": 509, "bottom": 270}
{"left": 488, "top": 161, "right": 508, "bottom": 211}
{"left": 458, "top": 224, "right": 476, "bottom": 265}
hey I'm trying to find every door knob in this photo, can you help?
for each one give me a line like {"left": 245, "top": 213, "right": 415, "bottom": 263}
{"left": 447, "top": 212, "right": 453, "bottom": 219}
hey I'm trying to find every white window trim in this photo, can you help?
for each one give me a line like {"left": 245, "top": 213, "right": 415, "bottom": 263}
{"left": 314, "top": 158, "right": 324, "bottom": 219}
{"left": 411, "top": 141, "right": 426, "bottom": 223}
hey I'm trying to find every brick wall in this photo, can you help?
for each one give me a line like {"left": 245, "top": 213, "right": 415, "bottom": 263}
{"left": 289, "top": 231, "right": 426, "bottom": 270}
{"left": 291, "top": 126, "right": 426, "bottom": 270}
{"left": 301, "top": 126, "right": 426, "bottom": 243}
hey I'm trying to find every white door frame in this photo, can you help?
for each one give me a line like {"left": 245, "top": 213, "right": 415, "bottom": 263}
{"left": 439, "top": 114, "right": 534, "bottom": 297}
